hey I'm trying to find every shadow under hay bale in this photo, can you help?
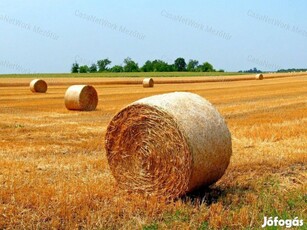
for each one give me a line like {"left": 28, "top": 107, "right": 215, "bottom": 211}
{"left": 64, "top": 85, "right": 98, "bottom": 111}
{"left": 105, "top": 92, "right": 232, "bottom": 199}
{"left": 184, "top": 186, "right": 224, "bottom": 205}
{"left": 30, "top": 79, "right": 47, "bottom": 93}
{"left": 143, "top": 78, "right": 154, "bottom": 88}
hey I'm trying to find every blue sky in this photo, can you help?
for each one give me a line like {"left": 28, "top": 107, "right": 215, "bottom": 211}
{"left": 0, "top": 0, "right": 307, "bottom": 74}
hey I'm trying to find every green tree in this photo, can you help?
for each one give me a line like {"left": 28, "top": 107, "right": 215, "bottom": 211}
{"left": 97, "top": 59, "right": 111, "bottom": 72}
{"left": 152, "top": 60, "right": 172, "bottom": 72}
{"left": 123, "top": 57, "right": 139, "bottom": 72}
{"left": 174, "top": 58, "right": 186, "bottom": 71}
{"left": 197, "top": 62, "right": 215, "bottom": 72}
{"left": 110, "top": 65, "right": 124, "bottom": 72}
{"left": 71, "top": 62, "right": 79, "bottom": 73}
{"left": 141, "top": 60, "right": 173, "bottom": 72}
{"left": 79, "top": 65, "right": 89, "bottom": 73}
{"left": 187, "top": 59, "right": 199, "bottom": 72}
{"left": 89, "top": 63, "right": 97, "bottom": 73}
{"left": 141, "top": 60, "right": 154, "bottom": 72}
{"left": 203, "top": 62, "right": 214, "bottom": 72}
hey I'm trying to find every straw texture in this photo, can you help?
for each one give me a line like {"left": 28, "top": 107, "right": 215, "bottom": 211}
{"left": 255, "top": 74, "right": 264, "bottom": 80}
{"left": 64, "top": 85, "right": 98, "bottom": 111}
{"left": 105, "top": 92, "right": 232, "bottom": 198}
{"left": 30, "top": 79, "right": 47, "bottom": 93}
{"left": 143, "top": 78, "right": 154, "bottom": 88}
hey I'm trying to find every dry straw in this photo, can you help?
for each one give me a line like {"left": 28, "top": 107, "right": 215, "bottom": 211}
{"left": 64, "top": 85, "right": 98, "bottom": 111}
{"left": 143, "top": 78, "right": 154, "bottom": 88}
{"left": 105, "top": 92, "right": 232, "bottom": 198}
{"left": 255, "top": 74, "right": 264, "bottom": 80}
{"left": 30, "top": 79, "right": 47, "bottom": 93}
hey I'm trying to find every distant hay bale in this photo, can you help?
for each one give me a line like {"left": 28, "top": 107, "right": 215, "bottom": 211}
{"left": 105, "top": 92, "right": 232, "bottom": 198}
{"left": 255, "top": 74, "right": 264, "bottom": 80}
{"left": 30, "top": 79, "right": 47, "bottom": 93}
{"left": 64, "top": 85, "right": 98, "bottom": 111}
{"left": 143, "top": 78, "right": 154, "bottom": 88}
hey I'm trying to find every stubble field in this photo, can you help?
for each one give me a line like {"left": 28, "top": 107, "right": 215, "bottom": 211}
{"left": 0, "top": 74, "right": 306, "bottom": 229}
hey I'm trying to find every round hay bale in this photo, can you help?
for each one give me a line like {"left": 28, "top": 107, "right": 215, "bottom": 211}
{"left": 30, "top": 79, "right": 47, "bottom": 93}
{"left": 105, "top": 92, "right": 232, "bottom": 198}
{"left": 143, "top": 78, "right": 154, "bottom": 88}
{"left": 255, "top": 74, "right": 264, "bottom": 80}
{"left": 64, "top": 85, "right": 98, "bottom": 111}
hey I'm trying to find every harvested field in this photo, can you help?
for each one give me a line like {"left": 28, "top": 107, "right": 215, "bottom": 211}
{"left": 0, "top": 74, "right": 306, "bottom": 229}
{"left": 0, "top": 72, "right": 305, "bottom": 87}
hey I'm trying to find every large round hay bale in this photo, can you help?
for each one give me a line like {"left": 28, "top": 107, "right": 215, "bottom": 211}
{"left": 255, "top": 74, "right": 264, "bottom": 80}
{"left": 64, "top": 85, "right": 98, "bottom": 111}
{"left": 105, "top": 92, "right": 232, "bottom": 198}
{"left": 143, "top": 78, "right": 154, "bottom": 88}
{"left": 30, "top": 79, "right": 47, "bottom": 93}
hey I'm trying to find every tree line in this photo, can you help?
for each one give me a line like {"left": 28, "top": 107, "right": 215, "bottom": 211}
{"left": 71, "top": 57, "right": 224, "bottom": 73}
{"left": 238, "top": 67, "right": 262, "bottom": 73}
{"left": 238, "top": 67, "right": 307, "bottom": 73}
{"left": 277, "top": 68, "right": 307, "bottom": 73}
